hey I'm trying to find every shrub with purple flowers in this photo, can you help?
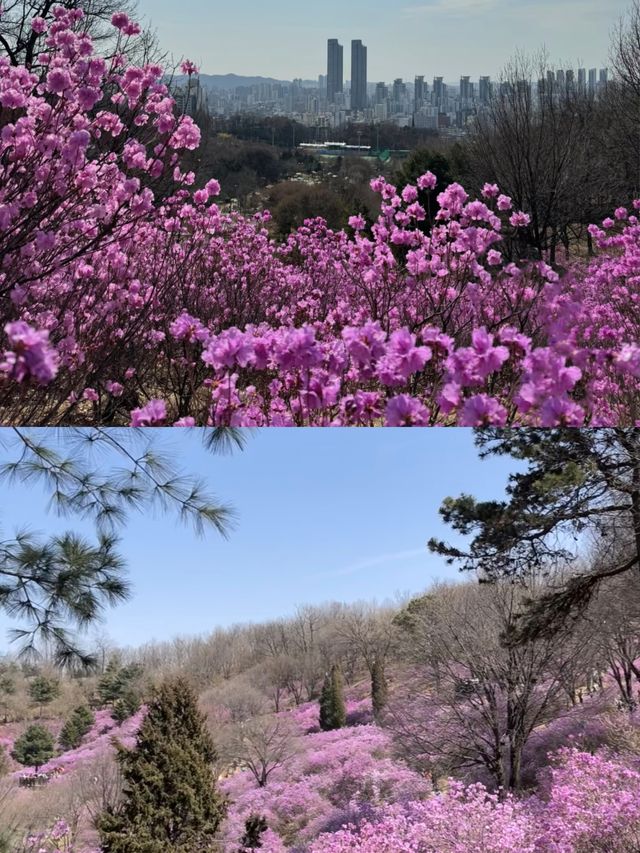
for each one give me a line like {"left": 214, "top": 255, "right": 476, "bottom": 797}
{"left": 0, "top": 6, "right": 638, "bottom": 425}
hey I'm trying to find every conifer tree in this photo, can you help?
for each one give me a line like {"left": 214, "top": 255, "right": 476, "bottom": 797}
{"left": 0, "top": 673, "right": 16, "bottom": 724}
{"left": 11, "top": 724, "right": 55, "bottom": 772}
{"left": 371, "top": 658, "right": 389, "bottom": 722}
{"left": 239, "top": 814, "right": 268, "bottom": 851}
{"left": 319, "top": 664, "right": 346, "bottom": 732}
{"left": 28, "top": 675, "right": 60, "bottom": 718}
{"left": 98, "top": 677, "right": 226, "bottom": 853}
{"left": 111, "top": 688, "right": 141, "bottom": 724}
{"left": 59, "top": 705, "right": 95, "bottom": 750}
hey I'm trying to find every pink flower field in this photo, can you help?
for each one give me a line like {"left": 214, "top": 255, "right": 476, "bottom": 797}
{"left": 0, "top": 7, "right": 639, "bottom": 426}
{"left": 6, "top": 683, "right": 640, "bottom": 853}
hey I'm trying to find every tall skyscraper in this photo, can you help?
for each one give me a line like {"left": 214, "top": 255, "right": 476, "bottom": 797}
{"left": 577, "top": 68, "right": 586, "bottom": 92}
{"left": 588, "top": 67, "right": 597, "bottom": 95}
{"left": 327, "top": 39, "right": 343, "bottom": 104}
{"left": 432, "top": 76, "right": 445, "bottom": 109}
{"left": 375, "top": 82, "right": 388, "bottom": 105}
{"left": 479, "top": 76, "right": 492, "bottom": 104}
{"left": 351, "top": 40, "right": 368, "bottom": 111}
{"left": 414, "top": 75, "right": 425, "bottom": 106}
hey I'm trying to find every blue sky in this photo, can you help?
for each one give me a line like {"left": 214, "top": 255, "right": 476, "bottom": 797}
{"left": 135, "top": 0, "right": 627, "bottom": 81}
{"left": 0, "top": 429, "right": 520, "bottom": 651}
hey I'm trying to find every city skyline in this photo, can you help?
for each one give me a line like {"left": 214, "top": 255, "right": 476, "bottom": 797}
{"left": 136, "top": 0, "right": 626, "bottom": 81}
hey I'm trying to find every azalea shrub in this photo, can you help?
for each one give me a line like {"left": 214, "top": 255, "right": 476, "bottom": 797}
{"left": 308, "top": 749, "right": 640, "bottom": 853}
{"left": 218, "top": 705, "right": 431, "bottom": 850}
{"left": 9, "top": 696, "right": 640, "bottom": 853}
{"left": 0, "top": 7, "right": 639, "bottom": 426}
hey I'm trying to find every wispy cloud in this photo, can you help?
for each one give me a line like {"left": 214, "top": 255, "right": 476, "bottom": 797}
{"left": 404, "top": 0, "right": 501, "bottom": 18}
{"left": 311, "top": 547, "right": 427, "bottom": 580}
{"left": 404, "top": 0, "right": 611, "bottom": 20}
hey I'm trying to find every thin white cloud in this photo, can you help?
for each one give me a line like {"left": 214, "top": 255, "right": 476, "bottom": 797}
{"left": 404, "top": 0, "right": 501, "bottom": 17}
{"left": 405, "top": 0, "right": 615, "bottom": 20}
{"left": 311, "top": 547, "right": 427, "bottom": 580}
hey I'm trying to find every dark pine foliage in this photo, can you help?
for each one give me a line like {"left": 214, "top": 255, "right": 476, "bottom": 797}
{"left": 98, "top": 677, "right": 226, "bottom": 853}
{"left": 319, "top": 664, "right": 347, "bottom": 732}
{"left": 371, "top": 658, "right": 389, "bottom": 721}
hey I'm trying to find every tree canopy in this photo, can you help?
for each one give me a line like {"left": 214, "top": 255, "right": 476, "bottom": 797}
{"left": 429, "top": 428, "right": 640, "bottom": 639}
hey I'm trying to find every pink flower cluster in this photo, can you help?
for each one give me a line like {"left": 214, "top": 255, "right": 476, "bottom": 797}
{"left": 308, "top": 749, "right": 640, "bottom": 853}
{"left": 25, "top": 819, "right": 73, "bottom": 852}
{"left": 219, "top": 709, "right": 430, "bottom": 851}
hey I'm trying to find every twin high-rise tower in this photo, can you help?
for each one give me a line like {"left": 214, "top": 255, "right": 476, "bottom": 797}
{"left": 327, "top": 39, "right": 368, "bottom": 110}
{"left": 327, "top": 39, "right": 343, "bottom": 103}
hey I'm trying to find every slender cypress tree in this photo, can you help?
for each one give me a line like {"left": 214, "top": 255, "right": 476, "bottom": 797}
{"left": 0, "top": 744, "right": 9, "bottom": 777}
{"left": 98, "top": 677, "right": 226, "bottom": 853}
{"left": 319, "top": 664, "right": 346, "bottom": 731}
{"left": 371, "top": 658, "right": 389, "bottom": 722}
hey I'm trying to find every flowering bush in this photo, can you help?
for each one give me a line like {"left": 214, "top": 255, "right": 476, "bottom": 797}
{"left": 219, "top": 715, "right": 430, "bottom": 850}
{"left": 0, "top": 7, "right": 638, "bottom": 425}
{"left": 24, "top": 820, "right": 73, "bottom": 852}
{"left": 308, "top": 749, "right": 640, "bottom": 853}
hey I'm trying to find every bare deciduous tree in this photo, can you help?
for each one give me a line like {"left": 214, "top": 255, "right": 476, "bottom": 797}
{"left": 390, "top": 579, "right": 586, "bottom": 792}
{"left": 221, "top": 714, "right": 299, "bottom": 788}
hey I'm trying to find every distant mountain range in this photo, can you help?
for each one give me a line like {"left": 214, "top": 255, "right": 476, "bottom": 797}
{"left": 176, "top": 74, "right": 319, "bottom": 90}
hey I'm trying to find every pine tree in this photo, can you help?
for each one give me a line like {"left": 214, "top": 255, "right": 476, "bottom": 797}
{"left": 371, "top": 658, "right": 388, "bottom": 722}
{"left": 28, "top": 676, "right": 60, "bottom": 718}
{"left": 319, "top": 664, "right": 346, "bottom": 732}
{"left": 239, "top": 814, "right": 268, "bottom": 851}
{"left": 98, "top": 677, "right": 226, "bottom": 853}
{"left": 59, "top": 705, "right": 95, "bottom": 750}
{"left": 0, "top": 673, "right": 16, "bottom": 724}
{"left": 11, "top": 724, "right": 55, "bottom": 772}
{"left": 98, "top": 659, "right": 144, "bottom": 715}
{"left": 112, "top": 688, "right": 141, "bottom": 724}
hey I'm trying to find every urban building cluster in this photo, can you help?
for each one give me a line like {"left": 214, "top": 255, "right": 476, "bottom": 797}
{"left": 173, "top": 39, "right": 610, "bottom": 137}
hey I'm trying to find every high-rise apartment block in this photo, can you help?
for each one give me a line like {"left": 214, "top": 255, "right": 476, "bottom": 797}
{"left": 351, "top": 39, "right": 368, "bottom": 111}
{"left": 327, "top": 39, "right": 343, "bottom": 103}
{"left": 479, "top": 76, "right": 492, "bottom": 104}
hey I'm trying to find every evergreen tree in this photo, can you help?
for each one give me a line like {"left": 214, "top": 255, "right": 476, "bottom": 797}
{"left": 28, "top": 676, "right": 60, "bottom": 717}
{"left": 59, "top": 705, "right": 95, "bottom": 750}
{"left": 239, "top": 814, "right": 268, "bottom": 851}
{"left": 0, "top": 672, "right": 16, "bottom": 723}
{"left": 11, "top": 724, "right": 55, "bottom": 772}
{"left": 0, "top": 429, "right": 241, "bottom": 665}
{"left": 319, "top": 664, "right": 346, "bottom": 732}
{"left": 428, "top": 428, "right": 640, "bottom": 640}
{"left": 371, "top": 658, "right": 388, "bottom": 722}
{"left": 98, "top": 659, "right": 144, "bottom": 707}
{"left": 98, "top": 677, "right": 226, "bottom": 853}
{"left": 112, "top": 688, "right": 141, "bottom": 724}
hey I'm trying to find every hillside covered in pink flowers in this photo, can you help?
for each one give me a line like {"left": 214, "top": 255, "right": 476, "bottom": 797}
{"left": 4, "top": 680, "right": 640, "bottom": 852}
{"left": 0, "top": 5, "right": 639, "bottom": 426}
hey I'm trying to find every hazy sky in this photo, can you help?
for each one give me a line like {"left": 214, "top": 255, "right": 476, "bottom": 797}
{"left": 0, "top": 429, "right": 520, "bottom": 650}
{"left": 135, "top": 0, "right": 628, "bottom": 81}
